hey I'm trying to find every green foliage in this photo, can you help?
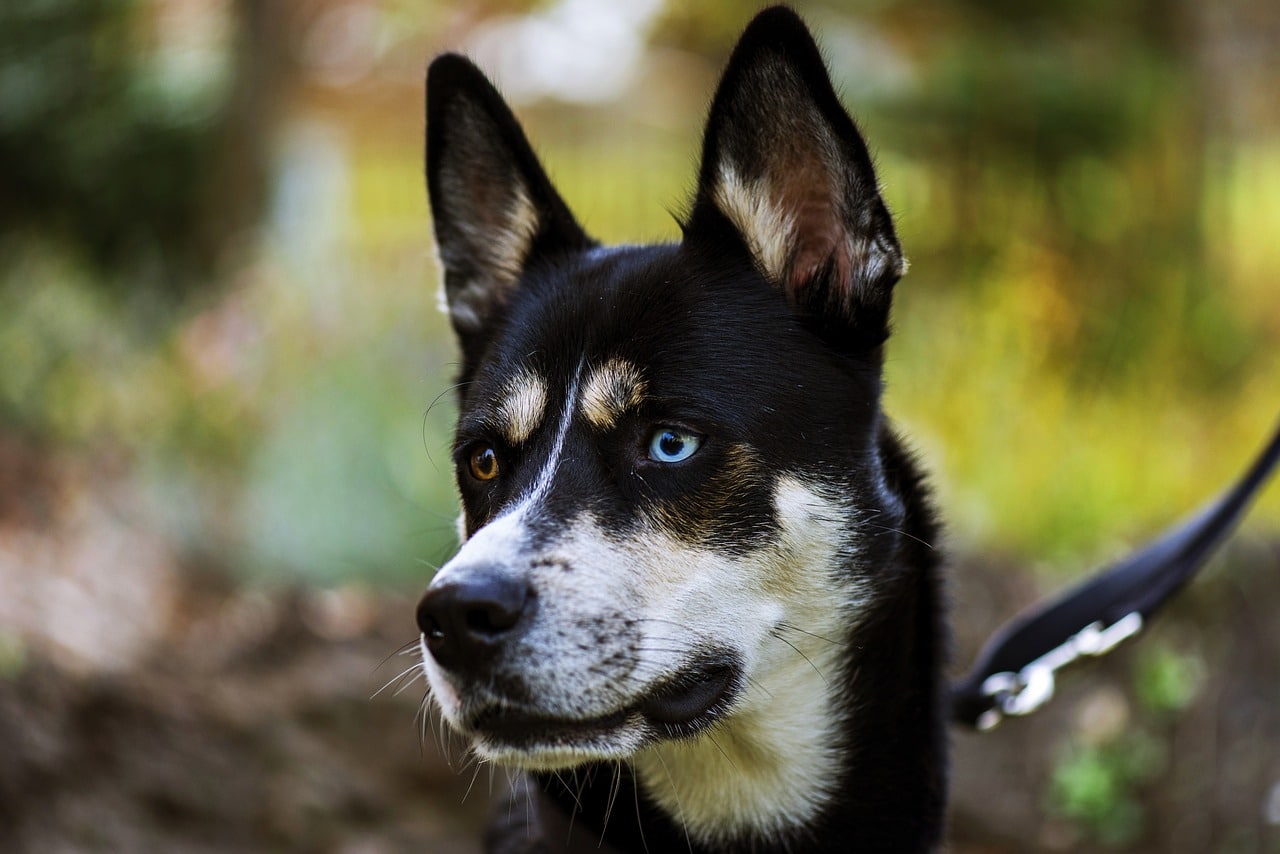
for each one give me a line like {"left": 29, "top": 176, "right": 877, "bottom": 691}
{"left": 1135, "top": 644, "right": 1206, "bottom": 715}
{"left": 0, "top": 633, "right": 26, "bottom": 681}
{"left": 0, "top": 0, "right": 236, "bottom": 303}
{"left": 238, "top": 356, "right": 462, "bottom": 583}
{"left": 1048, "top": 731, "right": 1166, "bottom": 847}
{"left": 0, "top": 245, "right": 191, "bottom": 445}
{"left": 1047, "top": 642, "right": 1202, "bottom": 846}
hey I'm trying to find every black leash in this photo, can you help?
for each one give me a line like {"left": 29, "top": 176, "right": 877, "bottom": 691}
{"left": 951, "top": 418, "right": 1280, "bottom": 731}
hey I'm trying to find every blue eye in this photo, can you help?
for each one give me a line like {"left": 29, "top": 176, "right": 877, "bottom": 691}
{"left": 648, "top": 428, "right": 702, "bottom": 463}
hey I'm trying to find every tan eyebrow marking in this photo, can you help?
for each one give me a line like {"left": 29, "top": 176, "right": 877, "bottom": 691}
{"left": 496, "top": 369, "right": 549, "bottom": 444}
{"left": 580, "top": 358, "right": 647, "bottom": 429}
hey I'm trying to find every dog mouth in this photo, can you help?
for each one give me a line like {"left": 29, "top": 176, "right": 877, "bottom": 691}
{"left": 638, "top": 659, "right": 739, "bottom": 734}
{"left": 465, "top": 654, "right": 741, "bottom": 756}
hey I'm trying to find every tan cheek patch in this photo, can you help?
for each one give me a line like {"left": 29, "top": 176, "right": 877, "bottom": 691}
{"left": 496, "top": 369, "right": 549, "bottom": 444}
{"left": 580, "top": 359, "right": 647, "bottom": 430}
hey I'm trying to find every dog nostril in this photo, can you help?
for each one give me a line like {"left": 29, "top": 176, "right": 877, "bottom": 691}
{"left": 415, "top": 594, "right": 444, "bottom": 640}
{"left": 464, "top": 599, "right": 522, "bottom": 636}
{"left": 419, "top": 613, "right": 445, "bottom": 641}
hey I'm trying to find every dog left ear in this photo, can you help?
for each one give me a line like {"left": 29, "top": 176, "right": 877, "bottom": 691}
{"left": 426, "top": 55, "right": 593, "bottom": 354}
{"left": 686, "top": 7, "right": 904, "bottom": 352}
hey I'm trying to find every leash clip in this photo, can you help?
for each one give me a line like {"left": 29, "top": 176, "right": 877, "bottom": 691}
{"left": 976, "top": 611, "right": 1144, "bottom": 731}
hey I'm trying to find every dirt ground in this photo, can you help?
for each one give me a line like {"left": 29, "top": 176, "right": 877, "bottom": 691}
{"left": 0, "top": 459, "right": 1277, "bottom": 852}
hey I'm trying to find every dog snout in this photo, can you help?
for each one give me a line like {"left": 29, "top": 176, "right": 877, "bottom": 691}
{"left": 416, "top": 569, "right": 531, "bottom": 673}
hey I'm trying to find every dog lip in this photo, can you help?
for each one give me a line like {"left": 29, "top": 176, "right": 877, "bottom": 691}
{"left": 639, "top": 661, "right": 738, "bottom": 728}
{"left": 469, "top": 704, "right": 633, "bottom": 747}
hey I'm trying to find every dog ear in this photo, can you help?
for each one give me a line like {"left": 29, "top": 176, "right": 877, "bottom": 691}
{"left": 686, "top": 7, "right": 904, "bottom": 352}
{"left": 426, "top": 55, "right": 593, "bottom": 350}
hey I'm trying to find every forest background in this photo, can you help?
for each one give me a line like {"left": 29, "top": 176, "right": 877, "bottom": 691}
{"left": 1, "top": 1, "right": 1278, "bottom": 851}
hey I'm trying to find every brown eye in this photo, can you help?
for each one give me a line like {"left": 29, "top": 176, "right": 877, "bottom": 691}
{"left": 468, "top": 445, "right": 500, "bottom": 481}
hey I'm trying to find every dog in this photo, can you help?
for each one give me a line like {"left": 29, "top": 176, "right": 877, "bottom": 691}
{"left": 417, "top": 7, "right": 950, "bottom": 851}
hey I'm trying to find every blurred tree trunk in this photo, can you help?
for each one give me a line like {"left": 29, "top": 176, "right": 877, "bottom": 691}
{"left": 198, "top": 0, "right": 296, "bottom": 279}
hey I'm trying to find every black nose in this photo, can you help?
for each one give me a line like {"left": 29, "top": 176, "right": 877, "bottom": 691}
{"left": 416, "top": 570, "right": 531, "bottom": 673}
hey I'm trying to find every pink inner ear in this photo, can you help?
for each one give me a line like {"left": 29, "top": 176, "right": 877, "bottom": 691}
{"left": 777, "top": 160, "right": 851, "bottom": 297}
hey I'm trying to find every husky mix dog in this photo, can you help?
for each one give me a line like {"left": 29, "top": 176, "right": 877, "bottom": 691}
{"left": 417, "top": 7, "right": 947, "bottom": 852}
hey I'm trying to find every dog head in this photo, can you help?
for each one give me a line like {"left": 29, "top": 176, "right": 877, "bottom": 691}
{"left": 417, "top": 8, "right": 910, "bottom": 829}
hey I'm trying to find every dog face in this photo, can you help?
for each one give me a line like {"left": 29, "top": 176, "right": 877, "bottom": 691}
{"left": 418, "top": 8, "right": 911, "bottom": 840}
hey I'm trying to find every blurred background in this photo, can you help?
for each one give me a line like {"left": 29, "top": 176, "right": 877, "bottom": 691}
{"left": 0, "top": 0, "right": 1277, "bottom": 851}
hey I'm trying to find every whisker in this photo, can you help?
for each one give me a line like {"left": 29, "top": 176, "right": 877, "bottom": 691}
{"left": 371, "top": 661, "right": 424, "bottom": 699}
{"left": 705, "top": 732, "right": 740, "bottom": 775}
{"left": 652, "top": 748, "right": 694, "bottom": 854}
{"left": 444, "top": 720, "right": 460, "bottom": 770}
{"left": 382, "top": 636, "right": 423, "bottom": 661}
{"left": 503, "top": 767, "right": 518, "bottom": 830}
{"left": 769, "top": 630, "right": 830, "bottom": 687}
{"left": 457, "top": 748, "right": 481, "bottom": 777}
{"left": 632, "top": 764, "right": 650, "bottom": 854}
{"left": 565, "top": 766, "right": 584, "bottom": 842}
{"left": 423, "top": 381, "right": 470, "bottom": 455}
{"left": 861, "top": 519, "right": 936, "bottom": 550}
{"left": 392, "top": 670, "right": 426, "bottom": 698}
{"left": 599, "top": 762, "right": 623, "bottom": 847}
{"left": 526, "top": 772, "right": 534, "bottom": 837}
{"left": 415, "top": 693, "right": 433, "bottom": 758}
{"left": 546, "top": 770, "right": 576, "bottom": 848}
{"left": 775, "top": 622, "right": 848, "bottom": 647}
{"left": 738, "top": 671, "right": 773, "bottom": 700}
{"left": 462, "top": 760, "right": 484, "bottom": 804}
{"left": 558, "top": 768, "right": 584, "bottom": 815}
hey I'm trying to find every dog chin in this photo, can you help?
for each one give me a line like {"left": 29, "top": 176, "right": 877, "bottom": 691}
{"left": 472, "top": 728, "right": 647, "bottom": 771}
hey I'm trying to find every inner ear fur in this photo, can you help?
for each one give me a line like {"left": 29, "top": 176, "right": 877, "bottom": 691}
{"left": 425, "top": 55, "right": 592, "bottom": 347}
{"left": 687, "top": 6, "right": 904, "bottom": 351}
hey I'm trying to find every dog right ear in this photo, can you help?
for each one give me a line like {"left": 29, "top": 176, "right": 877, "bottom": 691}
{"left": 426, "top": 55, "right": 592, "bottom": 353}
{"left": 684, "top": 7, "right": 905, "bottom": 354}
